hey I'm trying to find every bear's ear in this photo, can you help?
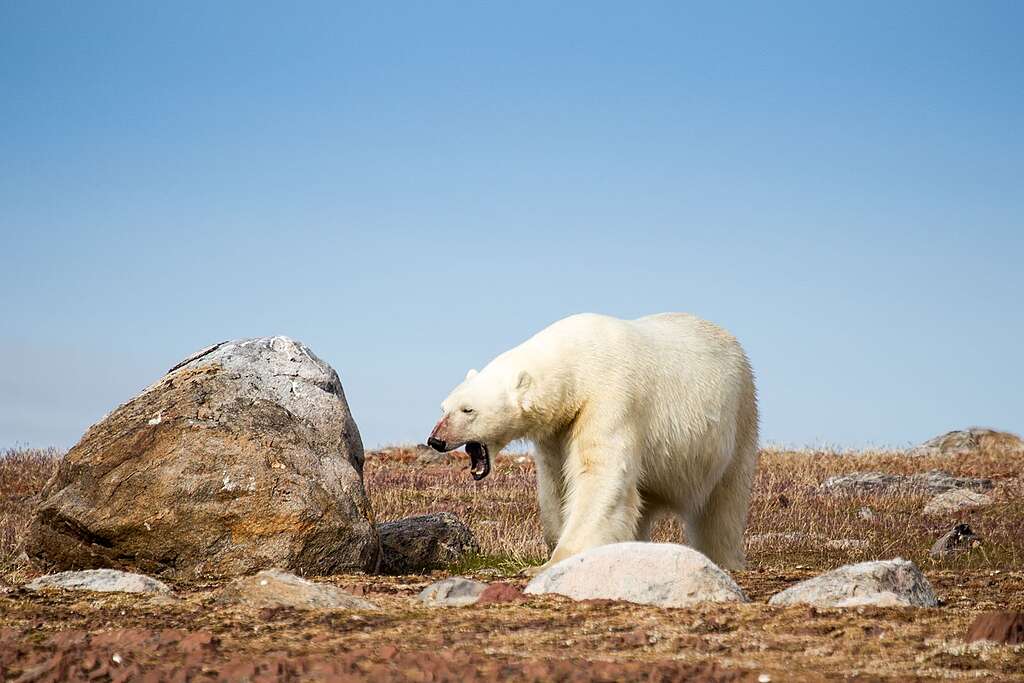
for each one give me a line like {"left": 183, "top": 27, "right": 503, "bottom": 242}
{"left": 514, "top": 370, "right": 533, "bottom": 410}
{"left": 465, "top": 368, "right": 478, "bottom": 381}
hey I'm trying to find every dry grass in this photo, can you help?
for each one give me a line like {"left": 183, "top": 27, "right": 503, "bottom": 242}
{"left": 0, "top": 447, "right": 60, "bottom": 577}
{"left": 3, "top": 441, "right": 1023, "bottom": 680}
{"left": 3, "top": 442, "right": 1021, "bottom": 581}
{"left": 366, "top": 444, "right": 1024, "bottom": 574}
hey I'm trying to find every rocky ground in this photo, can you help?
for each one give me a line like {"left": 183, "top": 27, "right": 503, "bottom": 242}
{"left": 2, "top": 437, "right": 1023, "bottom": 681}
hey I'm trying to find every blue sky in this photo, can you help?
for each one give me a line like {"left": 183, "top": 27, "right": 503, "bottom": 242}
{"left": 2, "top": 2, "right": 1022, "bottom": 450}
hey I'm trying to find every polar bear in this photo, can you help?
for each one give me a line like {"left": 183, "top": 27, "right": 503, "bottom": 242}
{"left": 427, "top": 312, "right": 758, "bottom": 572}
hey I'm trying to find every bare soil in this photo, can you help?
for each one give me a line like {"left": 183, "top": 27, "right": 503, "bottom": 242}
{"left": 2, "top": 445, "right": 1023, "bottom": 681}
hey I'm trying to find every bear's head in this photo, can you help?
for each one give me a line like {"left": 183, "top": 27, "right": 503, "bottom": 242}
{"left": 427, "top": 366, "right": 532, "bottom": 480}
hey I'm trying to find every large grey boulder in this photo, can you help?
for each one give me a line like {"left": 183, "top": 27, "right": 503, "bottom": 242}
{"left": 923, "top": 488, "right": 993, "bottom": 516}
{"left": 27, "top": 337, "right": 380, "bottom": 578}
{"left": 524, "top": 542, "right": 748, "bottom": 608}
{"left": 820, "top": 470, "right": 993, "bottom": 496}
{"left": 219, "top": 569, "right": 378, "bottom": 610}
{"left": 25, "top": 569, "right": 171, "bottom": 594}
{"left": 417, "top": 577, "right": 489, "bottom": 607}
{"left": 768, "top": 558, "right": 938, "bottom": 608}
{"left": 377, "top": 512, "right": 479, "bottom": 575}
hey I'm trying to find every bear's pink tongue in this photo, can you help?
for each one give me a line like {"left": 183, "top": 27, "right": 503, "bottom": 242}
{"left": 466, "top": 442, "right": 490, "bottom": 480}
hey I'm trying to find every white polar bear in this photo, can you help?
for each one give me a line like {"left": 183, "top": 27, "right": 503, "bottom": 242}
{"left": 427, "top": 312, "right": 758, "bottom": 572}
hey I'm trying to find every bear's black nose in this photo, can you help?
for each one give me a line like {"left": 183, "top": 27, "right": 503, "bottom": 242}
{"left": 427, "top": 437, "right": 447, "bottom": 452}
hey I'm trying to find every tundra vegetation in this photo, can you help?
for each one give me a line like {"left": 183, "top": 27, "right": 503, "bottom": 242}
{"left": 2, "top": 440, "right": 1023, "bottom": 681}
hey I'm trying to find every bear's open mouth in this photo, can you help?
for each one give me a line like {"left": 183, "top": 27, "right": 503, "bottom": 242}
{"left": 465, "top": 442, "right": 490, "bottom": 480}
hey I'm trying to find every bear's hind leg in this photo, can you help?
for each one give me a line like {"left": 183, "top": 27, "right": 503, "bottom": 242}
{"left": 683, "top": 451, "right": 755, "bottom": 571}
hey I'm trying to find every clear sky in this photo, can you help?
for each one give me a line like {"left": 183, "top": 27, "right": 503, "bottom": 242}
{"left": 2, "top": 2, "right": 1022, "bottom": 451}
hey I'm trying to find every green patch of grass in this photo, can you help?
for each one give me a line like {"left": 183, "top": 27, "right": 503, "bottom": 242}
{"left": 445, "top": 551, "right": 541, "bottom": 578}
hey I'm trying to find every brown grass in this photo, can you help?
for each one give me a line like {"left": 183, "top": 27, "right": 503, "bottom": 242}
{"left": 3, "top": 442, "right": 1021, "bottom": 581}
{"left": 0, "top": 447, "right": 60, "bottom": 576}
{"left": 365, "top": 444, "right": 1024, "bottom": 574}
{"left": 3, "top": 441, "right": 1023, "bottom": 680}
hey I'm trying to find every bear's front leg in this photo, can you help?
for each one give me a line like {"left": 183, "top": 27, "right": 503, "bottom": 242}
{"left": 532, "top": 445, "right": 566, "bottom": 551}
{"left": 542, "top": 432, "right": 642, "bottom": 569}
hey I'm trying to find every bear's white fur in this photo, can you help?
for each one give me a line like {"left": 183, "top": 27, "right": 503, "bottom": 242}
{"left": 431, "top": 312, "right": 758, "bottom": 572}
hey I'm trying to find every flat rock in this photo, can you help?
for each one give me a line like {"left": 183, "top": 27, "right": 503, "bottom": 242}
{"left": 25, "top": 569, "right": 171, "bottom": 594}
{"left": 366, "top": 444, "right": 458, "bottom": 465}
{"left": 768, "top": 558, "right": 938, "bottom": 607}
{"left": 909, "top": 427, "right": 1024, "bottom": 457}
{"left": 747, "top": 532, "right": 868, "bottom": 551}
{"left": 965, "top": 611, "right": 1024, "bottom": 644}
{"left": 929, "top": 523, "right": 982, "bottom": 558}
{"left": 417, "top": 577, "right": 488, "bottom": 607}
{"left": 219, "top": 569, "right": 378, "bottom": 610}
{"left": 524, "top": 542, "right": 748, "bottom": 608}
{"left": 377, "top": 513, "right": 479, "bottom": 575}
{"left": 820, "top": 470, "right": 993, "bottom": 496}
{"left": 27, "top": 337, "right": 380, "bottom": 578}
{"left": 923, "top": 488, "right": 993, "bottom": 516}
{"left": 476, "top": 582, "right": 525, "bottom": 605}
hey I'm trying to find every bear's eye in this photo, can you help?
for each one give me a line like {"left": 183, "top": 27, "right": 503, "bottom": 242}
{"left": 461, "top": 407, "right": 474, "bottom": 414}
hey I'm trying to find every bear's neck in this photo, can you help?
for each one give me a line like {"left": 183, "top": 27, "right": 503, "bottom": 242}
{"left": 509, "top": 336, "right": 586, "bottom": 442}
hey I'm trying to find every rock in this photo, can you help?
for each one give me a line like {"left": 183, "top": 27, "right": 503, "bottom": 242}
{"left": 965, "top": 611, "right": 1024, "bottom": 644}
{"left": 747, "top": 532, "right": 868, "bottom": 551}
{"left": 413, "top": 445, "right": 453, "bottom": 465}
{"left": 909, "top": 428, "right": 1024, "bottom": 457}
{"left": 476, "top": 582, "right": 525, "bottom": 605}
{"left": 377, "top": 513, "right": 479, "bottom": 575}
{"left": 219, "top": 569, "right": 378, "bottom": 610}
{"left": 833, "top": 592, "right": 912, "bottom": 608}
{"left": 820, "top": 470, "right": 993, "bottom": 496}
{"left": 417, "top": 577, "right": 489, "bottom": 607}
{"left": 27, "top": 337, "right": 380, "bottom": 578}
{"left": 929, "top": 523, "right": 982, "bottom": 559}
{"left": 825, "top": 538, "right": 870, "bottom": 551}
{"left": 25, "top": 569, "right": 171, "bottom": 594}
{"left": 748, "top": 532, "right": 808, "bottom": 546}
{"left": 524, "top": 542, "right": 748, "bottom": 608}
{"left": 365, "top": 444, "right": 458, "bottom": 465}
{"left": 768, "top": 558, "right": 938, "bottom": 608}
{"left": 923, "top": 489, "right": 993, "bottom": 516}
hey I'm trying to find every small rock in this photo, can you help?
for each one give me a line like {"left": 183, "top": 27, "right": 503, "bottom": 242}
{"left": 909, "top": 428, "right": 1024, "bottom": 457}
{"left": 748, "top": 532, "right": 808, "bottom": 546}
{"left": 524, "top": 543, "right": 748, "bottom": 608}
{"left": 476, "top": 582, "right": 525, "bottom": 605}
{"left": 824, "top": 539, "right": 870, "bottom": 551}
{"left": 747, "top": 533, "right": 867, "bottom": 551}
{"left": 414, "top": 445, "right": 453, "bottom": 465}
{"left": 768, "top": 558, "right": 938, "bottom": 607}
{"left": 417, "top": 577, "right": 488, "bottom": 607}
{"left": 377, "top": 513, "right": 480, "bottom": 575}
{"left": 820, "top": 470, "right": 993, "bottom": 496}
{"left": 929, "top": 524, "right": 982, "bottom": 559}
{"left": 965, "top": 611, "right": 1024, "bottom": 644}
{"left": 25, "top": 569, "right": 171, "bottom": 594}
{"left": 923, "top": 489, "right": 993, "bottom": 516}
{"left": 219, "top": 569, "right": 378, "bottom": 610}
{"left": 365, "top": 444, "right": 457, "bottom": 465}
